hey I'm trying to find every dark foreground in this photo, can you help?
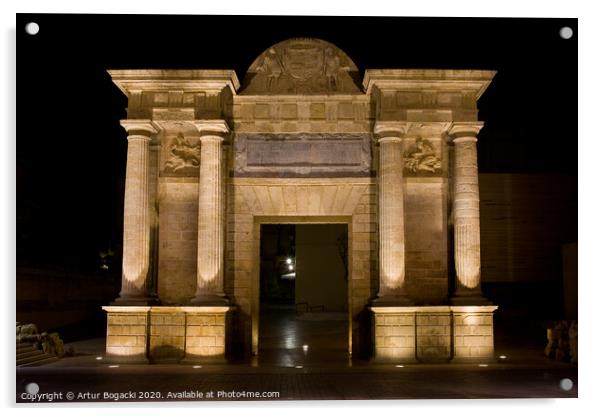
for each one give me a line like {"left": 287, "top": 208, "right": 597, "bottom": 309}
{"left": 17, "top": 360, "right": 577, "bottom": 402}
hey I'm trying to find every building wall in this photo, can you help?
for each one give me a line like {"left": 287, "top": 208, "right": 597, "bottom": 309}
{"left": 17, "top": 268, "right": 119, "bottom": 334}
{"left": 157, "top": 179, "right": 199, "bottom": 304}
{"left": 479, "top": 173, "right": 577, "bottom": 283}
{"left": 404, "top": 179, "right": 449, "bottom": 303}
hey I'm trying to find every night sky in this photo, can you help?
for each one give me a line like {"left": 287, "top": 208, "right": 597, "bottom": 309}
{"left": 16, "top": 14, "right": 577, "bottom": 274}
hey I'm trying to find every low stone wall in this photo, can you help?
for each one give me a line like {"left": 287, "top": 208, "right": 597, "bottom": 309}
{"left": 102, "top": 306, "right": 232, "bottom": 363}
{"left": 370, "top": 305, "right": 497, "bottom": 363}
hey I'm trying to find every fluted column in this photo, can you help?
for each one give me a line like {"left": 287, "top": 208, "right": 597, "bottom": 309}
{"left": 190, "top": 121, "right": 230, "bottom": 305}
{"left": 373, "top": 124, "right": 412, "bottom": 305}
{"left": 114, "top": 120, "right": 159, "bottom": 305}
{"left": 449, "top": 123, "right": 489, "bottom": 305}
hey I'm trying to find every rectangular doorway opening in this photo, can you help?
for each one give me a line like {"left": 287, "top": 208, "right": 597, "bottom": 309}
{"left": 258, "top": 223, "right": 349, "bottom": 366}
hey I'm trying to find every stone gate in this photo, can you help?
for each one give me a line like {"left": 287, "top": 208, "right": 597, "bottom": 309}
{"left": 103, "top": 38, "right": 497, "bottom": 364}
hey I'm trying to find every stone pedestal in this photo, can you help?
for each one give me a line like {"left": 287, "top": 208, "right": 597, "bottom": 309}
{"left": 103, "top": 306, "right": 232, "bottom": 364}
{"left": 370, "top": 305, "right": 497, "bottom": 363}
{"left": 451, "top": 306, "right": 498, "bottom": 362}
{"left": 182, "top": 306, "right": 232, "bottom": 364}
{"left": 149, "top": 307, "right": 186, "bottom": 363}
{"left": 103, "top": 306, "right": 151, "bottom": 364}
{"left": 371, "top": 307, "right": 417, "bottom": 363}
{"left": 416, "top": 307, "right": 452, "bottom": 362}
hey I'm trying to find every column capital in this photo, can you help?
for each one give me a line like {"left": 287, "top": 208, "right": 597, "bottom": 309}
{"left": 447, "top": 122, "right": 484, "bottom": 142}
{"left": 373, "top": 121, "right": 408, "bottom": 143}
{"left": 120, "top": 119, "right": 160, "bottom": 137}
{"left": 193, "top": 119, "right": 230, "bottom": 140}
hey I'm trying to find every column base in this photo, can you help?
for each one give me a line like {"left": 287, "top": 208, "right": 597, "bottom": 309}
{"left": 450, "top": 295, "right": 492, "bottom": 306}
{"left": 372, "top": 295, "right": 413, "bottom": 306}
{"left": 189, "top": 294, "right": 230, "bottom": 306}
{"left": 111, "top": 295, "right": 160, "bottom": 306}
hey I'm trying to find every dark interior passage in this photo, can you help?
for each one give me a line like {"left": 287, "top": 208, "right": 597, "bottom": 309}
{"left": 259, "top": 224, "right": 349, "bottom": 365}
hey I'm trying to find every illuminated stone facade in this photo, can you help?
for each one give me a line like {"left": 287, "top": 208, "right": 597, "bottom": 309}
{"left": 104, "top": 38, "right": 497, "bottom": 364}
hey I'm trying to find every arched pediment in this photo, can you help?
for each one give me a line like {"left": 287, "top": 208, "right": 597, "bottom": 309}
{"left": 240, "top": 38, "right": 362, "bottom": 95}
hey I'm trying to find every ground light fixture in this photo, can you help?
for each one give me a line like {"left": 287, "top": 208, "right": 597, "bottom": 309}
{"left": 286, "top": 258, "right": 292, "bottom": 265}
{"left": 302, "top": 345, "right": 309, "bottom": 352}
{"left": 108, "top": 365, "right": 120, "bottom": 368}
{"left": 499, "top": 355, "right": 507, "bottom": 360}
{"left": 395, "top": 364, "right": 404, "bottom": 368}
{"left": 95, "top": 356, "right": 103, "bottom": 360}
{"left": 478, "top": 364, "right": 489, "bottom": 367}
{"left": 193, "top": 365, "right": 202, "bottom": 369}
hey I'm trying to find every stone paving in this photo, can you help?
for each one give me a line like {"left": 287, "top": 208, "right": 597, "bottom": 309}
{"left": 16, "top": 342, "right": 577, "bottom": 402}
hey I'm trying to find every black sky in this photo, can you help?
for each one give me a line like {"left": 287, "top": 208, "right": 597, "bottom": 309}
{"left": 16, "top": 14, "right": 577, "bottom": 273}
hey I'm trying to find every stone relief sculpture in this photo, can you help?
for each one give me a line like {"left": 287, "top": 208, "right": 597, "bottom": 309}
{"left": 404, "top": 137, "right": 442, "bottom": 173}
{"left": 241, "top": 38, "right": 361, "bottom": 94}
{"left": 324, "top": 47, "right": 342, "bottom": 91}
{"left": 164, "top": 133, "right": 200, "bottom": 173}
{"left": 258, "top": 48, "right": 284, "bottom": 91}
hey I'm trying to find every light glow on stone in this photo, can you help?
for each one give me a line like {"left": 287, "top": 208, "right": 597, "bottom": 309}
{"left": 96, "top": 356, "right": 103, "bottom": 360}
{"left": 499, "top": 355, "right": 507, "bottom": 360}
{"left": 193, "top": 365, "right": 202, "bottom": 369}
{"left": 295, "top": 365, "right": 303, "bottom": 369}
{"left": 288, "top": 265, "right": 294, "bottom": 271}
{"left": 302, "top": 345, "right": 308, "bottom": 352}
{"left": 478, "top": 363, "right": 488, "bottom": 367}
{"left": 395, "top": 364, "right": 404, "bottom": 368}
{"left": 108, "top": 365, "right": 120, "bottom": 368}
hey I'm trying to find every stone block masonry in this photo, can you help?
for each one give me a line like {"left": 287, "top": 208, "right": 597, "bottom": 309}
{"left": 103, "top": 306, "right": 232, "bottom": 363}
{"left": 372, "top": 307, "right": 417, "bottom": 363}
{"left": 370, "top": 305, "right": 497, "bottom": 363}
{"left": 104, "top": 306, "right": 151, "bottom": 363}
{"left": 451, "top": 306, "right": 497, "bottom": 362}
{"left": 108, "top": 42, "right": 498, "bottom": 361}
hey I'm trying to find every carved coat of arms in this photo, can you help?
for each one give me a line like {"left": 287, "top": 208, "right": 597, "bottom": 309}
{"left": 282, "top": 44, "right": 324, "bottom": 82}
{"left": 242, "top": 38, "right": 361, "bottom": 94}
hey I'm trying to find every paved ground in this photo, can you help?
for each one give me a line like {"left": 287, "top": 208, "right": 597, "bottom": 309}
{"left": 16, "top": 360, "right": 578, "bottom": 402}
{"left": 16, "top": 309, "right": 578, "bottom": 402}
